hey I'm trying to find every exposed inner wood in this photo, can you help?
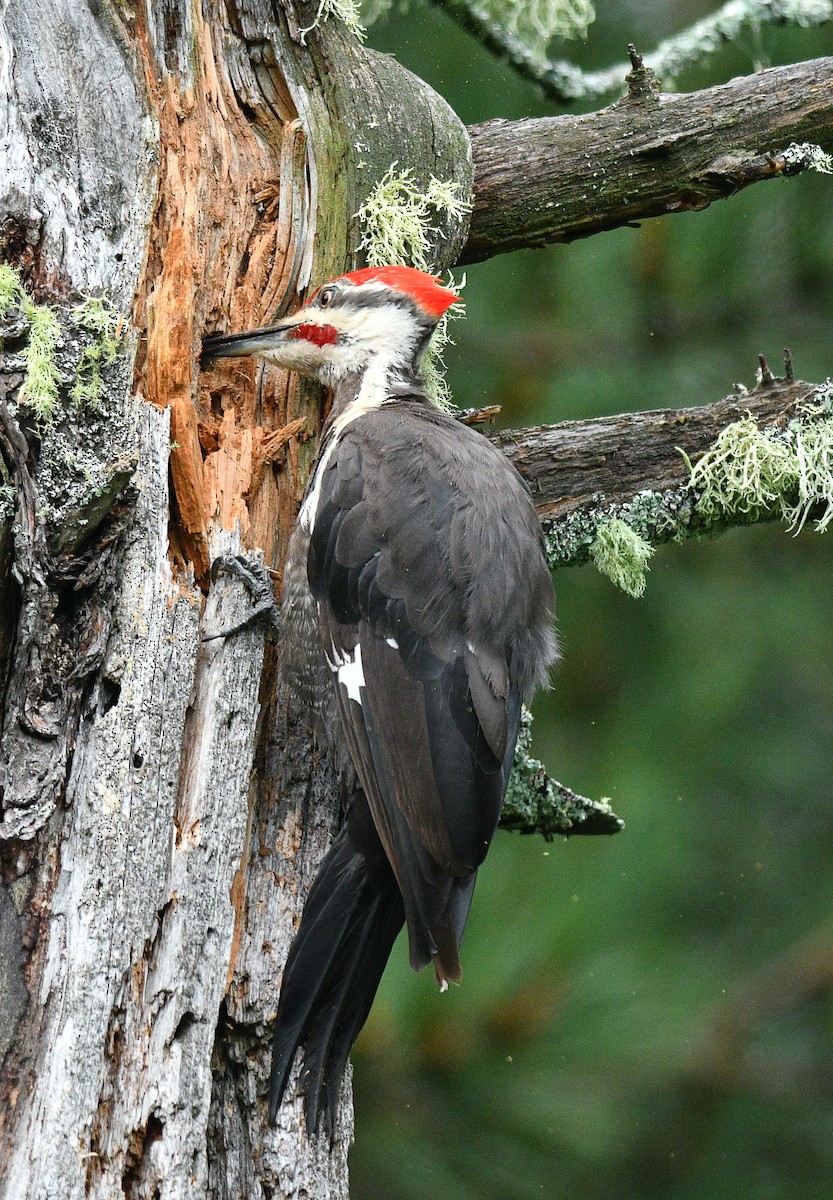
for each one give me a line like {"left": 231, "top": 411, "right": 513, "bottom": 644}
{"left": 135, "top": 9, "right": 311, "bottom": 582}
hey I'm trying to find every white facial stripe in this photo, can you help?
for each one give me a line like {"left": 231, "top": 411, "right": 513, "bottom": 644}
{"left": 327, "top": 304, "right": 421, "bottom": 442}
{"left": 328, "top": 299, "right": 421, "bottom": 361}
{"left": 303, "top": 300, "right": 424, "bottom": 379}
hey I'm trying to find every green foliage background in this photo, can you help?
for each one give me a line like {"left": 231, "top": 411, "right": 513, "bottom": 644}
{"left": 350, "top": 4, "right": 833, "bottom": 1197}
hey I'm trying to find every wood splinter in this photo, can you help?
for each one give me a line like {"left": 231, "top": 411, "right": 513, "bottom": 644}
{"left": 758, "top": 354, "right": 776, "bottom": 387}
{"left": 784, "top": 348, "right": 795, "bottom": 385}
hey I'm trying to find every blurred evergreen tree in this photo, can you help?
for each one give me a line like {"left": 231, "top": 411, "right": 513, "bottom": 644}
{"left": 350, "top": 4, "right": 833, "bottom": 1198}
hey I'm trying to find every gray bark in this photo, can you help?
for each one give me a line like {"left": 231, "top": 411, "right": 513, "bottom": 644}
{"left": 463, "top": 56, "right": 833, "bottom": 263}
{"left": 0, "top": 1, "right": 470, "bottom": 1197}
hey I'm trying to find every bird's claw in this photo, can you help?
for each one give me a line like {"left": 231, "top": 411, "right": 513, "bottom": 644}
{"left": 202, "top": 554, "right": 281, "bottom": 642}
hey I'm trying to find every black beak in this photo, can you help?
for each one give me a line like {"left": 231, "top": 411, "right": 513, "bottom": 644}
{"left": 201, "top": 321, "right": 293, "bottom": 362}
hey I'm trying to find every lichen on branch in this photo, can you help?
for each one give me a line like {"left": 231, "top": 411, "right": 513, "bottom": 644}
{"left": 503, "top": 707, "right": 623, "bottom": 838}
{"left": 687, "top": 389, "right": 833, "bottom": 534}
{"left": 509, "top": 377, "right": 833, "bottom": 595}
{"left": 432, "top": 0, "right": 833, "bottom": 103}
{"left": 545, "top": 487, "right": 694, "bottom": 583}
{"left": 781, "top": 142, "right": 833, "bottom": 174}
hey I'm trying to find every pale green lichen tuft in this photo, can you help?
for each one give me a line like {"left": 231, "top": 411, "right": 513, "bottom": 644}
{"left": 686, "top": 398, "right": 833, "bottom": 535}
{"left": 591, "top": 517, "right": 654, "bottom": 597}
{"left": 790, "top": 413, "right": 833, "bottom": 532}
{"left": 356, "top": 167, "right": 471, "bottom": 408}
{"left": 1, "top": 266, "right": 62, "bottom": 423}
{"left": 19, "top": 295, "right": 62, "bottom": 425}
{"left": 687, "top": 405, "right": 833, "bottom": 534}
{"left": 481, "top": 0, "right": 594, "bottom": 63}
{"left": 781, "top": 141, "right": 833, "bottom": 174}
{"left": 688, "top": 415, "right": 796, "bottom": 523}
{"left": 421, "top": 318, "right": 455, "bottom": 412}
{"left": 71, "top": 296, "right": 123, "bottom": 410}
{"left": 420, "top": 283, "right": 466, "bottom": 412}
{"left": 300, "top": 0, "right": 365, "bottom": 41}
{"left": 0, "top": 263, "right": 22, "bottom": 320}
{"left": 355, "top": 165, "right": 472, "bottom": 273}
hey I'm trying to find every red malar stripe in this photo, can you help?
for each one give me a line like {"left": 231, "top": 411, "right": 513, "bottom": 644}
{"left": 290, "top": 322, "right": 338, "bottom": 346}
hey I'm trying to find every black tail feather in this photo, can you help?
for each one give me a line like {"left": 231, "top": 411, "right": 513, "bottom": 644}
{"left": 301, "top": 885, "right": 404, "bottom": 1137}
{"left": 268, "top": 825, "right": 405, "bottom": 1133}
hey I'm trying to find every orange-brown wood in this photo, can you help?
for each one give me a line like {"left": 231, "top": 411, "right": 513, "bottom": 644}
{"left": 134, "top": 11, "right": 314, "bottom": 583}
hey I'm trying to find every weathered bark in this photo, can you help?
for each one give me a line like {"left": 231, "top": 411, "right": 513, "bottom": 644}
{"left": 463, "top": 56, "right": 833, "bottom": 262}
{"left": 0, "top": 1, "right": 471, "bottom": 1198}
{"left": 498, "top": 376, "right": 817, "bottom": 537}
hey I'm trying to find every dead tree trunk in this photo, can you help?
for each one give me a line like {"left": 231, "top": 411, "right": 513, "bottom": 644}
{"left": 1, "top": 4, "right": 831, "bottom": 1199}
{"left": 0, "top": 2, "right": 469, "bottom": 1197}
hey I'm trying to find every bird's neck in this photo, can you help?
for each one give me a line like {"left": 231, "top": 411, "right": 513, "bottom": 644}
{"left": 325, "top": 356, "right": 427, "bottom": 438}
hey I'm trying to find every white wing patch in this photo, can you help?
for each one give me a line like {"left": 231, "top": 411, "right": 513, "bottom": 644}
{"left": 337, "top": 642, "right": 365, "bottom": 704}
{"left": 326, "top": 635, "right": 365, "bottom": 704}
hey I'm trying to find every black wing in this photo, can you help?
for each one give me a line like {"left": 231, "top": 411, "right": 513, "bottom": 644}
{"left": 307, "top": 402, "right": 556, "bottom": 984}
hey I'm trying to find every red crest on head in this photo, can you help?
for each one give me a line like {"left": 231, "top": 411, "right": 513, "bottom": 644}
{"left": 330, "top": 265, "right": 459, "bottom": 318}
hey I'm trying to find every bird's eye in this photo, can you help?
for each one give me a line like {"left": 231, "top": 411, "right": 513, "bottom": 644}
{"left": 319, "top": 287, "right": 336, "bottom": 308}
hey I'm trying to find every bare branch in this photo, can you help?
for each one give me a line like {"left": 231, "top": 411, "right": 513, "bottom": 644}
{"left": 430, "top": 0, "right": 833, "bottom": 104}
{"left": 463, "top": 57, "right": 833, "bottom": 262}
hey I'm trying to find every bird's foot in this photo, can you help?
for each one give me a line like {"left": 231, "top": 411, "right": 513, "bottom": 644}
{"left": 202, "top": 554, "right": 281, "bottom": 642}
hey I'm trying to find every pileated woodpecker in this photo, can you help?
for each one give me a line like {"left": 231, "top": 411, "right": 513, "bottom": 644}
{"left": 203, "top": 265, "right": 557, "bottom": 1136}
